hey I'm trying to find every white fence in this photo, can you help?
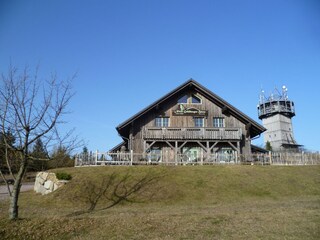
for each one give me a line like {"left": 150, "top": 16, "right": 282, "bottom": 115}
{"left": 75, "top": 151, "right": 320, "bottom": 166}
{"left": 268, "top": 152, "right": 320, "bottom": 165}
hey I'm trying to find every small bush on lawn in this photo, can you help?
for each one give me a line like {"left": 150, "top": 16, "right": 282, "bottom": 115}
{"left": 56, "top": 172, "right": 72, "bottom": 181}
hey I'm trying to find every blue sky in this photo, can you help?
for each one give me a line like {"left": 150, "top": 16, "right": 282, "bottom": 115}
{"left": 1, "top": 0, "right": 319, "bottom": 151}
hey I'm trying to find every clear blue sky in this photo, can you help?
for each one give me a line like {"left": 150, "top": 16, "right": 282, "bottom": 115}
{"left": 1, "top": 0, "right": 319, "bottom": 152}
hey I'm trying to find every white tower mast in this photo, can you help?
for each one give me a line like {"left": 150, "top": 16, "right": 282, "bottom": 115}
{"left": 257, "top": 86, "right": 300, "bottom": 152}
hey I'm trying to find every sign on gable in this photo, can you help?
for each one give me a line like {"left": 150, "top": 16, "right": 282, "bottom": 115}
{"left": 172, "top": 104, "right": 208, "bottom": 116}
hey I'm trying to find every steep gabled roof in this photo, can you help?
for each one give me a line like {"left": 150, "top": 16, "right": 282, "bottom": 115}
{"left": 116, "top": 79, "right": 266, "bottom": 138}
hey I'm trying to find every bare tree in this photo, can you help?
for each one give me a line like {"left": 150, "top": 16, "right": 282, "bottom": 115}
{"left": 0, "top": 65, "right": 75, "bottom": 220}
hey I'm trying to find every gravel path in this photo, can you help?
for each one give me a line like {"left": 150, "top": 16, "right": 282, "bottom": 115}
{"left": 0, "top": 183, "right": 34, "bottom": 200}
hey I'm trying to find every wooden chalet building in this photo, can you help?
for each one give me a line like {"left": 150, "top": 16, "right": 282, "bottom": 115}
{"left": 112, "top": 79, "right": 266, "bottom": 163}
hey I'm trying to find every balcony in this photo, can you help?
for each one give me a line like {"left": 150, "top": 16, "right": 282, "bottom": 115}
{"left": 258, "top": 100, "right": 295, "bottom": 119}
{"left": 143, "top": 127, "right": 242, "bottom": 140}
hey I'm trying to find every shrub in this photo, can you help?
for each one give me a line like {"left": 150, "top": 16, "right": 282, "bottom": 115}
{"left": 56, "top": 172, "right": 72, "bottom": 181}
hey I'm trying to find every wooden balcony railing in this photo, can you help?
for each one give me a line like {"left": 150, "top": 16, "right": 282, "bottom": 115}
{"left": 143, "top": 127, "right": 242, "bottom": 140}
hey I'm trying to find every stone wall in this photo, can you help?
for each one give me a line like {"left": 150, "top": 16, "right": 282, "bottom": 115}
{"left": 34, "top": 172, "right": 68, "bottom": 195}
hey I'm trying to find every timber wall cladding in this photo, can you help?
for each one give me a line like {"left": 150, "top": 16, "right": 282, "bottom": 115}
{"left": 133, "top": 91, "right": 247, "bottom": 133}
{"left": 130, "top": 90, "right": 248, "bottom": 153}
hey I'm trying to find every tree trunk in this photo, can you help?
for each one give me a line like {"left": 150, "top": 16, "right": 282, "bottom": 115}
{"left": 8, "top": 159, "right": 27, "bottom": 220}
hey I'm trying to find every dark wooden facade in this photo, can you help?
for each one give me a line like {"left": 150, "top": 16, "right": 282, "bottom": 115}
{"left": 112, "top": 79, "right": 266, "bottom": 162}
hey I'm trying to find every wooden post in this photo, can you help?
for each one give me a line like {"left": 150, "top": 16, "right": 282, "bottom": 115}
{"left": 236, "top": 141, "right": 240, "bottom": 153}
{"left": 130, "top": 150, "right": 133, "bottom": 166}
{"left": 143, "top": 141, "right": 146, "bottom": 160}
{"left": 235, "top": 151, "right": 238, "bottom": 164}
{"left": 75, "top": 154, "right": 78, "bottom": 167}
{"left": 206, "top": 141, "right": 210, "bottom": 163}
{"left": 129, "top": 132, "right": 133, "bottom": 151}
{"left": 200, "top": 149, "right": 203, "bottom": 165}
{"left": 175, "top": 141, "right": 178, "bottom": 165}
{"left": 95, "top": 150, "right": 98, "bottom": 165}
{"left": 269, "top": 151, "right": 272, "bottom": 165}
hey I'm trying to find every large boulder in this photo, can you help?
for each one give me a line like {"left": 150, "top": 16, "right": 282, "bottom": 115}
{"left": 34, "top": 172, "right": 69, "bottom": 195}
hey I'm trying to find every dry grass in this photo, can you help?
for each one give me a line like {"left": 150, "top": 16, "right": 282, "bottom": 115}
{"left": 0, "top": 165, "right": 319, "bottom": 239}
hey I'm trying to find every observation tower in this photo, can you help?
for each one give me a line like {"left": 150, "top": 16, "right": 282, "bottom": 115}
{"left": 257, "top": 86, "right": 300, "bottom": 151}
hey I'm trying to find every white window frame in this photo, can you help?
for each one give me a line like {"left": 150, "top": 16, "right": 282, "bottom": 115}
{"left": 191, "top": 94, "right": 202, "bottom": 104}
{"left": 194, "top": 117, "right": 204, "bottom": 127}
{"left": 148, "top": 148, "right": 162, "bottom": 162}
{"left": 155, "top": 117, "right": 170, "bottom": 127}
{"left": 213, "top": 117, "right": 225, "bottom": 128}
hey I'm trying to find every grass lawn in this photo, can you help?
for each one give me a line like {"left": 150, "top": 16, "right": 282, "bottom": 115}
{"left": 1, "top": 165, "right": 319, "bottom": 239}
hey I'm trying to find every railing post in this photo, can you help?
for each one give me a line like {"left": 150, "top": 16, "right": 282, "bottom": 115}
{"left": 75, "top": 154, "right": 78, "bottom": 167}
{"left": 235, "top": 151, "right": 238, "bottom": 164}
{"left": 269, "top": 151, "right": 272, "bottom": 165}
{"left": 130, "top": 150, "right": 133, "bottom": 166}
{"left": 175, "top": 141, "right": 178, "bottom": 165}
{"left": 95, "top": 150, "right": 98, "bottom": 165}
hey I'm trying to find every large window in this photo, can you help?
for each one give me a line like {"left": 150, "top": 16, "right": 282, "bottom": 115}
{"left": 148, "top": 148, "right": 162, "bottom": 162}
{"left": 178, "top": 94, "right": 202, "bottom": 104}
{"left": 191, "top": 94, "right": 201, "bottom": 104}
{"left": 213, "top": 117, "right": 225, "bottom": 128}
{"left": 178, "top": 95, "right": 188, "bottom": 103}
{"left": 217, "top": 148, "right": 236, "bottom": 163}
{"left": 155, "top": 117, "right": 169, "bottom": 127}
{"left": 194, "top": 117, "right": 204, "bottom": 127}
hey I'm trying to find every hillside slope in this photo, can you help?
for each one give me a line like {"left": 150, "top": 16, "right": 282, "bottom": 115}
{"left": 52, "top": 165, "right": 320, "bottom": 204}
{"left": 1, "top": 165, "right": 319, "bottom": 240}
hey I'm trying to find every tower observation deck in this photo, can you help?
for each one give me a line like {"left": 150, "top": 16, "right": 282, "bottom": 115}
{"left": 257, "top": 86, "right": 300, "bottom": 152}
{"left": 258, "top": 86, "right": 295, "bottom": 119}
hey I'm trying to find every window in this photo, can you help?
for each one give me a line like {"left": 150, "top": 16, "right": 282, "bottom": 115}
{"left": 178, "top": 94, "right": 202, "bottom": 104}
{"left": 213, "top": 117, "right": 225, "bottom": 128}
{"left": 194, "top": 117, "right": 204, "bottom": 127}
{"left": 148, "top": 148, "right": 162, "bottom": 162}
{"left": 191, "top": 94, "right": 201, "bottom": 104}
{"left": 217, "top": 148, "right": 236, "bottom": 163}
{"left": 155, "top": 117, "right": 169, "bottom": 127}
{"left": 182, "top": 147, "right": 201, "bottom": 162}
{"left": 178, "top": 95, "right": 188, "bottom": 103}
